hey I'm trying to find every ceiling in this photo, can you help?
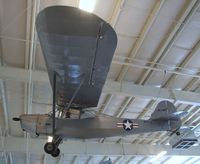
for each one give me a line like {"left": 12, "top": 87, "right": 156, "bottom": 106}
{"left": 0, "top": 0, "right": 200, "bottom": 163}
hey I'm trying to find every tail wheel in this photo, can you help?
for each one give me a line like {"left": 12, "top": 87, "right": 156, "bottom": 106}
{"left": 51, "top": 148, "right": 60, "bottom": 157}
{"left": 176, "top": 131, "right": 181, "bottom": 136}
{"left": 44, "top": 142, "right": 55, "bottom": 154}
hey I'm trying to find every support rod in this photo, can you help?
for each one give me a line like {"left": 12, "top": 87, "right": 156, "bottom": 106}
{"left": 53, "top": 72, "right": 57, "bottom": 136}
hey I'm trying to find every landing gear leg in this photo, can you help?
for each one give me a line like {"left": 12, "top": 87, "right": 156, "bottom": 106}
{"left": 44, "top": 72, "right": 62, "bottom": 157}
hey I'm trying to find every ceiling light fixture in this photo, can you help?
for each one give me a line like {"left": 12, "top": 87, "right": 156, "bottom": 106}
{"left": 79, "top": 0, "right": 96, "bottom": 12}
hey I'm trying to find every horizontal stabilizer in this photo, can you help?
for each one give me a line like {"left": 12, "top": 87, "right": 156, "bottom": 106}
{"left": 169, "top": 111, "right": 188, "bottom": 119}
{"left": 150, "top": 101, "right": 185, "bottom": 120}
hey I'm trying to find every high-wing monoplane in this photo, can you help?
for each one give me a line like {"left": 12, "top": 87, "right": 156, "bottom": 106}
{"left": 13, "top": 6, "right": 184, "bottom": 157}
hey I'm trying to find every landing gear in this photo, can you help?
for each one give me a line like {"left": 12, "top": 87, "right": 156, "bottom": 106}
{"left": 44, "top": 73, "right": 62, "bottom": 157}
{"left": 44, "top": 136, "right": 62, "bottom": 157}
{"left": 44, "top": 142, "right": 60, "bottom": 157}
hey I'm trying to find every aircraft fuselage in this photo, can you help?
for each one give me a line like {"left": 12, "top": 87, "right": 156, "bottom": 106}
{"left": 20, "top": 114, "right": 181, "bottom": 139}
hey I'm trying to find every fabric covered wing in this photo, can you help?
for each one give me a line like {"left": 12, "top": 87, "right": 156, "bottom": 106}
{"left": 36, "top": 6, "right": 117, "bottom": 109}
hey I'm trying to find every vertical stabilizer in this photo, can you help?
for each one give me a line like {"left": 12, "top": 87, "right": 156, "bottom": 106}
{"left": 150, "top": 101, "right": 186, "bottom": 120}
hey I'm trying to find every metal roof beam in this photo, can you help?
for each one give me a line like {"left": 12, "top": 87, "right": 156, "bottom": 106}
{"left": 181, "top": 157, "right": 193, "bottom": 164}
{"left": 137, "top": 0, "right": 200, "bottom": 85}
{"left": 1, "top": 66, "right": 200, "bottom": 106}
{"left": 116, "top": 0, "right": 165, "bottom": 81}
{"left": 85, "top": 156, "right": 92, "bottom": 164}
{"left": 109, "top": 0, "right": 125, "bottom": 28}
{"left": 191, "top": 158, "right": 200, "bottom": 163}
{"left": 113, "top": 156, "right": 122, "bottom": 164}
{"left": 99, "top": 156, "right": 108, "bottom": 163}
{"left": 99, "top": 94, "right": 114, "bottom": 114}
{"left": 24, "top": 1, "right": 40, "bottom": 164}
{"left": 104, "top": 80, "right": 200, "bottom": 106}
{"left": 0, "top": 80, "right": 9, "bottom": 132}
{"left": 163, "top": 39, "right": 200, "bottom": 87}
{"left": 125, "top": 156, "right": 135, "bottom": 164}
{"left": 2, "top": 136, "right": 200, "bottom": 156}
{"left": 0, "top": 37, "right": 9, "bottom": 136}
{"left": 137, "top": 157, "right": 148, "bottom": 164}
{"left": 162, "top": 157, "right": 171, "bottom": 164}
{"left": 71, "top": 155, "right": 77, "bottom": 164}
{"left": 41, "top": 154, "right": 46, "bottom": 164}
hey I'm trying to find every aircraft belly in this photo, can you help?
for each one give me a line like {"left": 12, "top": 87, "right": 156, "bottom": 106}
{"left": 36, "top": 6, "right": 117, "bottom": 108}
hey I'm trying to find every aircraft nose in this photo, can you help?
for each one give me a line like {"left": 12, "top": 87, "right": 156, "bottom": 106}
{"left": 19, "top": 114, "right": 38, "bottom": 134}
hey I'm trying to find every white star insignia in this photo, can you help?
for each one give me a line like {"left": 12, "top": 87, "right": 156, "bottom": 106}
{"left": 124, "top": 120, "right": 132, "bottom": 130}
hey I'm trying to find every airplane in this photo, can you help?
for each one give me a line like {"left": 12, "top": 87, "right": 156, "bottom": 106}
{"left": 13, "top": 6, "right": 184, "bottom": 157}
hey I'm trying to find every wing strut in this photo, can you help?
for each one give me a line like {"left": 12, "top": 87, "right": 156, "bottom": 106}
{"left": 61, "top": 74, "right": 85, "bottom": 118}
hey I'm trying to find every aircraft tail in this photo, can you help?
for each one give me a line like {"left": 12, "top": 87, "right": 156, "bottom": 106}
{"left": 150, "top": 101, "right": 187, "bottom": 121}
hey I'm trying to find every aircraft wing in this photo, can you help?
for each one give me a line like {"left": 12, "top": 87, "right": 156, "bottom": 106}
{"left": 36, "top": 6, "right": 117, "bottom": 109}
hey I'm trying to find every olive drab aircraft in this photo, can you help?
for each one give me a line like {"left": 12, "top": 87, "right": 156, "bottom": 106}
{"left": 13, "top": 6, "right": 186, "bottom": 157}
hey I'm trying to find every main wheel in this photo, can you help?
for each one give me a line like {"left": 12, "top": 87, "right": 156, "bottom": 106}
{"left": 51, "top": 148, "right": 60, "bottom": 157}
{"left": 44, "top": 142, "right": 55, "bottom": 154}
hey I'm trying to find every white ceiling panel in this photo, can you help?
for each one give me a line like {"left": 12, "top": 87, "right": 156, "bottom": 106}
{"left": 2, "top": 39, "right": 25, "bottom": 67}
{"left": 35, "top": 44, "right": 47, "bottom": 71}
{"left": 135, "top": 0, "right": 187, "bottom": 60}
{"left": 40, "top": 0, "right": 77, "bottom": 10}
{"left": 94, "top": 0, "right": 116, "bottom": 21}
{"left": 115, "top": 0, "right": 155, "bottom": 37}
{"left": 107, "top": 64, "right": 122, "bottom": 80}
{"left": 184, "top": 47, "right": 200, "bottom": 71}
{"left": 175, "top": 12, "right": 200, "bottom": 49}
{"left": 0, "top": 0, "right": 26, "bottom": 37}
{"left": 33, "top": 81, "right": 52, "bottom": 105}
{"left": 124, "top": 66, "right": 146, "bottom": 82}
{"left": 115, "top": 35, "right": 137, "bottom": 56}
{"left": 161, "top": 46, "right": 190, "bottom": 67}
{"left": 144, "top": 71, "right": 171, "bottom": 87}
{"left": 126, "top": 0, "right": 156, "bottom": 11}
{"left": 5, "top": 80, "right": 24, "bottom": 136}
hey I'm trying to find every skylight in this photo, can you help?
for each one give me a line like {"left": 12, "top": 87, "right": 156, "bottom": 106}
{"left": 79, "top": 0, "right": 96, "bottom": 12}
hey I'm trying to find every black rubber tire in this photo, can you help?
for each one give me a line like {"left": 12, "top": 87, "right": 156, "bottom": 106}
{"left": 44, "top": 142, "right": 55, "bottom": 154}
{"left": 176, "top": 131, "right": 181, "bottom": 136}
{"left": 51, "top": 148, "right": 60, "bottom": 157}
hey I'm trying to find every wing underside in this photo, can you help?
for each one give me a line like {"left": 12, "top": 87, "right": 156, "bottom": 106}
{"left": 36, "top": 6, "right": 117, "bottom": 109}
